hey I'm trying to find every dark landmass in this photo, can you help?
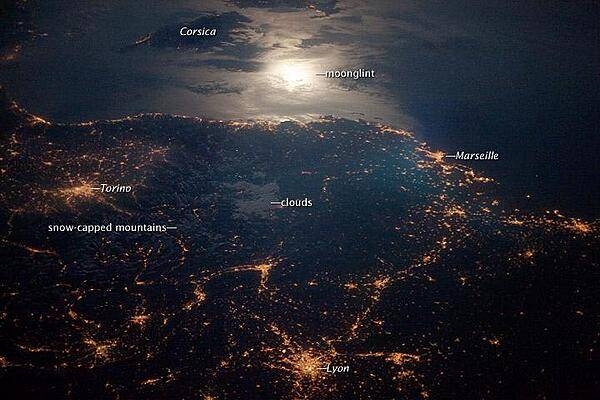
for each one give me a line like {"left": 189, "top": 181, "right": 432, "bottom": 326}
{"left": 0, "top": 90, "right": 598, "bottom": 399}
{"left": 129, "top": 12, "right": 260, "bottom": 56}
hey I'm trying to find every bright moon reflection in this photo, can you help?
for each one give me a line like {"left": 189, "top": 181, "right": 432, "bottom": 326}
{"left": 251, "top": 56, "right": 402, "bottom": 125}
{"left": 270, "top": 61, "right": 313, "bottom": 91}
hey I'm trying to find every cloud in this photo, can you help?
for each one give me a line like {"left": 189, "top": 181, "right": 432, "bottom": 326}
{"left": 227, "top": 0, "right": 339, "bottom": 16}
{"left": 184, "top": 82, "right": 244, "bottom": 95}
